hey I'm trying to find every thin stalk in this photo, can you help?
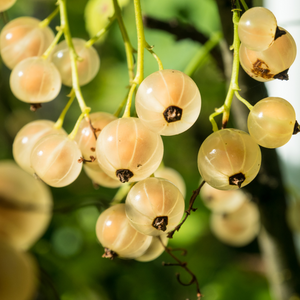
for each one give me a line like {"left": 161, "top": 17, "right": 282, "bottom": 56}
{"left": 145, "top": 42, "right": 164, "bottom": 70}
{"left": 122, "top": 83, "right": 137, "bottom": 118}
{"left": 39, "top": 6, "right": 59, "bottom": 28}
{"left": 240, "top": 0, "right": 249, "bottom": 11}
{"left": 235, "top": 91, "right": 253, "bottom": 110}
{"left": 68, "top": 108, "right": 91, "bottom": 140}
{"left": 58, "top": 0, "right": 90, "bottom": 114}
{"left": 41, "top": 28, "right": 63, "bottom": 59}
{"left": 54, "top": 89, "right": 75, "bottom": 129}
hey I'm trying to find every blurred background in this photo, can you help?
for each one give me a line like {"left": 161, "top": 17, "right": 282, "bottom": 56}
{"left": 1, "top": 0, "right": 299, "bottom": 300}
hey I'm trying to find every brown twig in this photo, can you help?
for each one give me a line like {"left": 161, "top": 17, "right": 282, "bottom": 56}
{"left": 167, "top": 180, "right": 205, "bottom": 238}
{"left": 159, "top": 237, "right": 202, "bottom": 300}
{"left": 88, "top": 117, "right": 100, "bottom": 140}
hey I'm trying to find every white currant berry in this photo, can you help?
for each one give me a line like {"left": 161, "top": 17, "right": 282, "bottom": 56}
{"left": 0, "top": 160, "right": 52, "bottom": 250}
{"left": 30, "top": 134, "right": 82, "bottom": 187}
{"left": 247, "top": 97, "right": 296, "bottom": 148}
{"left": 95, "top": 204, "right": 152, "bottom": 259}
{"left": 239, "top": 28, "right": 297, "bottom": 82}
{"left": 10, "top": 57, "right": 62, "bottom": 104}
{"left": 125, "top": 177, "right": 185, "bottom": 236}
{"left": 135, "top": 234, "right": 168, "bottom": 262}
{"left": 200, "top": 183, "right": 247, "bottom": 213}
{"left": 96, "top": 117, "right": 164, "bottom": 183}
{"left": 51, "top": 38, "right": 100, "bottom": 86}
{"left": 197, "top": 129, "right": 261, "bottom": 190}
{"left": 238, "top": 7, "right": 277, "bottom": 51}
{"left": 0, "top": 16, "right": 54, "bottom": 69}
{"left": 0, "top": 0, "right": 17, "bottom": 11}
{"left": 135, "top": 69, "right": 201, "bottom": 136}
{"left": 13, "top": 120, "right": 67, "bottom": 174}
{"left": 210, "top": 200, "right": 260, "bottom": 246}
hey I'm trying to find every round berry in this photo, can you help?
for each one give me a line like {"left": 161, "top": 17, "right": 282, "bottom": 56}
{"left": 197, "top": 129, "right": 261, "bottom": 190}
{"left": 135, "top": 69, "right": 201, "bottom": 136}
{"left": 238, "top": 7, "right": 277, "bottom": 51}
{"left": 95, "top": 204, "right": 152, "bottom": 259}
{"left": 247, "top": 97, "right": 296, "bottom": 148}
{"left": 0, "top": 160, "right": 52, "bottom": 250}
{"left": 0, "top": 0, "right": 17, "bottom": 11}
{"left": 125, "top": 177, "right": 185, "bottom": 236}
{"left": 96, "top": 117, "right": 164, "bottom": 183}
{"left": 10, "top": 57, "right": 62, "bottom": 104}
{"left": 30, "top": 134, "right": 82, "bottom": 187}
{"left": 51, "top": 38, "right": 100, "bottom": 86}
{"left": 0, "top": 16, "right": 54, "bottom": 69}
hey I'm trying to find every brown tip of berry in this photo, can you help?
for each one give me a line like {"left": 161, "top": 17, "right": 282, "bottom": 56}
{"left": 274, "top": 27, "right": 287, "bottom": 40}
{"left": 163, "top": 106, "right": 182, "bottom": 123}
{"left": 116, "top": 169, "right": 134, "bottom": 183}
{"left": 293, "top": 120, "right": 300, "bottom": 135}
{"left": 152, "top": 216, "right": 168, "bottom": 231}
{"left": 229, "top": 172, "right": 245, "bottom": 188}
{"left": 30, "top": 103, "right": 42, "bottom": 111}
{"left": 102, "top": 248, "right": 118, "bottom": 260}
{"left": 273, "top": 69, "right": 289, "bottom": 81}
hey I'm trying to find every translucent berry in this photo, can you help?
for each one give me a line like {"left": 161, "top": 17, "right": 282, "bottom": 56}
{"left": 83, "top": 164, "right": 122, "bottom": 188}
{"left": 239, "top": 28, "right": 297, "bottom": 82}
{"left": 31, "top": 134, "right": 82, "bottom": 187}
{"left": 197, "top": 129, "right": 261, "bottom": 190}
{"left": 74, "top": 112, "right": 116, "bottom": 170}
{"left": 95, "top": 204, "right": 152, "bottom": 259}
{"left": 248, "top": 97, "right": 296, "bottom": 148}
{"left": 96, "top": 117, "right": 164, "bottom": 183}
{"left": 0, "top": 0, "right": 17, "bottom": 11}
{"left": 51, "top": 38, "right": 100, "bottom": 86}
{"left": 200, "top": 183, "right": 247, "bottom": 213}
{"left": 238, "top": 7, "right": 277, "bottom": 51}
{"left": 0, "top": 239, "right": 38, "bottom": 300}
{"left": 0, "top": 161, "right": 52, "bottom": 250}
{"left": 135, "top": 69, "right": 201, "bottom": 136}
{"left": 13, "top": 120, "right": 67, "bottom": 174}
{"left": 125, "top": 177, "right": 185, "bottom": 236}
{"left": 0, "top": 16, "right": 54, "bottom": 69}
{"left": 10, "top": 57, "right": 62, "bottom": 104}
{"left": 155, "top": 166, "right": 186, "bottom": 197}
{"left": 135, "top": 234, "right": 168, "bottom": 262}
{"left": 210, "top": 200, "right": 260, "bottom": 246}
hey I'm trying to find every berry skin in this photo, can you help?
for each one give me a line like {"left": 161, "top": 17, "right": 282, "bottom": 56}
{"left": 30, "top": 134, "right": 82, "bottom": 188}
{"left": 0, "top": 160, "right": 52, "bottom": 250}
{"left": 10, "top": 57, "right": 62, "bottom": 104}
{"left": 197, "top": 129, "right": 261, "bottom": 190}
{"left": 95, "top": 204, "right": 152, "bottom": 259}
{"left": 96, "top": 117, "right": 164, "bottom": 183}
{"left": 0, "top": 0, "right": 17, "bottom": 12}
{"left": 125, "top": 177, "right": 185, "bottom": 236}
{"left": 247, "top": 97, "right": 296, "bottom": 148}
{"left": 239, "top": 27, "right": 297, "bottom": 82}
{"left": 0, "top": 16, "right": 54, "bottom": 69}
{"left": 135, "top": 69, "right": 201, "bottom": 136}
{"left": 210, "top": 200, "right": 260, "bottom": 246}
{"left": 13, "top": 120, "right": 67, "bottom": 174}
{"left": 238, "top": 7, "right": 277, "bottom": 51}
{"left": 51, "top": 38, "right": 100, "bottom": 86}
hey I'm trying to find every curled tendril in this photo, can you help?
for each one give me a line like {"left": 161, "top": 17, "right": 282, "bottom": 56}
{"left": 176, "top": 272, "right": 196, "bottom": 286}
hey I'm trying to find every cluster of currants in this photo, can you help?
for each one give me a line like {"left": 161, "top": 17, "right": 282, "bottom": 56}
{"left": 197, "top": 7, "right": 298, "bottom": 191}
{"left": 0, "top": 16, "right": 100, "bottom": 106}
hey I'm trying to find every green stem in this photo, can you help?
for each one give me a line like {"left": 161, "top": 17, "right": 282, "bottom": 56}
{"left": 184, "top": 31, "right": 222, "bottom": 77}
{"left": 110, "top": 183, "right": 133, "bottom": 206}
{"left": 54, "top": 89, "right": 75, "bottom": 129}
{"left": 221, "top": 9, "right": 241, "bottom": 129}
{"left": 239, "top": 0, "right": 249, "bottom": 10}
{"left": 41, "top": 28, "right": 63, "bottom": 60}
{"left": 145, "top": 42, "right": 164, "bottom": 70}
{"left": 235, "top": 91, "right": 253, "bottom": 110}
{"left": 85, "top": 15, "right": 117, "bottom": 48}
{"left": 114, "top": 93, "right": 129, "bottom": 117}
{"left": 122, "top": 83, "right": 137, "bottom": 118}
{"left": 209, "top": 106, "right": 225, "bottom": 132}
{"left": 58, "top": 0, "right": 90, "bottom": 114}
{"left": 39, "top": 6, "right": 60, "bottom": 28}
{"left": 68, "top": 107, "right": 91, "bottom": 140}
{"left": 112, "top": 0, "right": 135, "bottom": 83}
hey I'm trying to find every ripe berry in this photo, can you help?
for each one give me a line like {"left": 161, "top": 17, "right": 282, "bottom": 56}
{"left": 96, "top": 117, "right": 164, "bottom": 183}
{"left": 95, "top": 204, "right": 152, "bottom": 259}
{"left": 135, "top": 69, "right": 201, "bottom": 136}
{"left": 0, "top": 16, "right": 54, "bottom": 69}
{"left": 0, "top": 0, "right": 17, "bottom": 11}
{"left": 197, "top": 129, "right": 261, "bottom": 190}
{"left": 247, "top": 97, "right": 296, "bottom": 148}
{"left": 51, "top": 38, "right": 100, "bottom": 86}
{"left": 125, "top": 177, "right": 185, "bottom": 236}
{"left": 238, "top": 7, "right": 277, "bottom": 51}
{"left": 10, "top": 57, "right": 62, "bottom": 104}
